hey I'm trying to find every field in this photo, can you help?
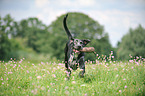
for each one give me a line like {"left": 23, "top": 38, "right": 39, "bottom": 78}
{"left": 0, "top": 57, "right": 145, "bottom": 96}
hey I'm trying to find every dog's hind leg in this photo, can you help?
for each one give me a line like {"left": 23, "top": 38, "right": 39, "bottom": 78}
{"left": 78, "top": 56, "right": 85, "bottom": 77}
{"left": 66, "top": 68, "right": 71, "bottom": 80}
{"left": 65, "top": 61, "right": 71, "bottom": 80}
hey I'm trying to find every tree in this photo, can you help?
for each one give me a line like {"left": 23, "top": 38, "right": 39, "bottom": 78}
{"left": 0, "top": 15, "right": 20, "bottom": 60}
{"left": 48, "top": 12, "right": 112, "bottom": 60}
{"left": 117, "top": 25, "right": 145, "bottom": 60}
{"left": 16, "top": 17, "right": 51, "bottom": 53}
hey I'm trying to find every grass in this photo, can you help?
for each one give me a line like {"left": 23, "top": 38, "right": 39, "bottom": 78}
{"left": 0, "top": 57, "right": 145, "bottom": 96}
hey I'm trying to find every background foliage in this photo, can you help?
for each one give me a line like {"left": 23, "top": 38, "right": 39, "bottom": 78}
{"left": 0, "top": 12, "right": 145, "bottom": 61}
{"left": 117, "top": 25, "right": 145, "bottom": 60}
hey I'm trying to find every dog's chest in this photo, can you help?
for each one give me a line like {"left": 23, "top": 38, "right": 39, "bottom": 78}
{"left": 68, "top": 52, "right": 79, "bottom": 70}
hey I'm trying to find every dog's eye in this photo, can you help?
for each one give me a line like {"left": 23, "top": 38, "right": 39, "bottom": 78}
{"left": 80, "top": 41, "right": 83, "bottom": 44}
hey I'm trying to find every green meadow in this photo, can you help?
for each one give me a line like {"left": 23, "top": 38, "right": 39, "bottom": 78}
{"left": 0, "top": 57, "right": 144, "bottom": 96}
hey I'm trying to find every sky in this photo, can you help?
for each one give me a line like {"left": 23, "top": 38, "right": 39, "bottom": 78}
{"left": 0, "top": 0, "right": 145, "bottom": 47}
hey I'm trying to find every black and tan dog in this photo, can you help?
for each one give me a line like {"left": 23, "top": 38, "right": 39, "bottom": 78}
{"left": 63, "top": 14, "right": 90, "bottom": 79}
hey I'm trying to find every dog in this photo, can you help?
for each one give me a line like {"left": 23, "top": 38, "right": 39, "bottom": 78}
{"left": 63, "top": 14, "right": 90, "bottom": 79}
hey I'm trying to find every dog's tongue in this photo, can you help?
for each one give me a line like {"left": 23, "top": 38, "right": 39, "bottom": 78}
{"left": 75, "top": 50, "right": 80, "bottom": 53}
{"left": 73, "top": 49, "right": 80, "bottom": 53}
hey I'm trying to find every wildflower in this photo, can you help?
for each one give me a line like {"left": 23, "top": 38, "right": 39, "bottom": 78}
{"left": 41, "top": 62, "right": 44, "bottom": 65}
{"left": 29, "top": 77, "right": 32, "bottom": 80}
{"left": 47, "top": 71, "right": 50, "bottom": 74}
{"left": 13, "top": 64, "right": 16, "bottom": 68}
{"left": 65, "top": 91, "right": 69, "bottom": 94}
{"left": 116, "top": 74, "right": 119, "bottom": 77}
{"left": 111, "top": 51, "right": 113, "bottom": 54}
{"left": 124, "top": 85, "right": 127, "bottom": 88}
{"left": 37, "top": 76, "right": 41, "bottom": 79}
{"left": 84, "top": 93, "right": 87, "bottom": 96}
{"left": 21, "top": 67, "right": 24, "bottom": 70}
{"left": 65, "top": 86, "right": 69, "bottom": 89}
{"left": 81, "top": 84, "right": 86, "bottom": 86}
{"left": 31, "top": 89, "right": 38, "bottom": 95}
{"left": 112, "top": 56, "right": 114, "bottom": 58}
{"left": 72, "top": 81, "right": 76, "bottom": 84}
{"left": 114, "top": 68, "right": 118, "bottom": 70}
{"left": 123, "top": 78, "right": 126, "bottom": 81}
{"left": 26, "top": 70, "right": 29, "bottom": 73}
{"left": 129, "top": 54, "right": 132, "bottom": 58}
{"left": 8, "top": 72, "right": 13, "bottom": 74}
{"left": 64, "top": 78, "right": 67, "bottom": 81}
{"left": 112, "top": 82, "right": 115, "bottom": 84}
{"left": 136, "top": 56, "right": 139, "bottom": 60}
{"left": 129, "top": 60, "right": 133, "bottom": 63}
{"left": 52, "top": 74, "right": 56, "bottom": 78}
{"left": 2, "top": 82, "right": 4, "bottom": 84}
{"left": 41, "top": 86, "right": 45, "bottom": 90}
{"left": 119, "top": 90, "right": 122, "bottom": 93}
{"left": 19, "top": 59, "right": 22, "bottom": 63}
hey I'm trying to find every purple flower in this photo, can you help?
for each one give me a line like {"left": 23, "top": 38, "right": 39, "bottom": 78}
{"left": 13, "top": 64, "right": 16, "bottom": 68}
{"left": 27, "top": 70, "right": 29, "bottom": 73}
{"left": 124, "top": 85, "right": 127, "bottom": 88}
{"left": 52, "top": 74, "right": 56, "bottom": 78}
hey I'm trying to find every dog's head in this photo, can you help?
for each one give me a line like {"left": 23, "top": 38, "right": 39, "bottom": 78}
{"left": 72, "top": 39, "right": 90, "bottom": 51}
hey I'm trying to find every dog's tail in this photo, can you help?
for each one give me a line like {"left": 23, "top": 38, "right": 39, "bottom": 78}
{"left": 63, "top": 14, "right": 73, "bottom": 40}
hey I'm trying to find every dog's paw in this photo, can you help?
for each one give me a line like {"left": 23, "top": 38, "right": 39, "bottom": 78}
{"left": 80, "top": 75, "right": 84, "bottom": 78}
{"left": 79, "top": 73, "right": 84, "bottom": 78}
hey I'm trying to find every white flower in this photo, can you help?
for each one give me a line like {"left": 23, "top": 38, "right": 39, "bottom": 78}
{"left": 37, "top": 76, "right": 41, "bottom": 79}
{"left": 72, "top": 81, "right": 76, "bottom": 84}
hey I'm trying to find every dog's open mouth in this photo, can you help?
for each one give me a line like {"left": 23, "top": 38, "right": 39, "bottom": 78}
{"left": 73, "top": 49, "right": 80, "bottom": 53}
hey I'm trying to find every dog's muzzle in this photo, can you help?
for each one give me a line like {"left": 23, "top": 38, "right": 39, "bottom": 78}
{"left": 73, "top": 45, "right": 83, "bottom": 51}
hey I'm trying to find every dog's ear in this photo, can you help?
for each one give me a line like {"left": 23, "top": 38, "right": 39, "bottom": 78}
{"left": 82, "top": 39, "right": 90, "bottom": 46}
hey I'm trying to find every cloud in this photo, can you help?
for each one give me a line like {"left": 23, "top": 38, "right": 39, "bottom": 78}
{"left": 87, "top": 9, "right": 145, "bottom": 46}
{"left": 35, "top": 0, "right": 50, "bottom": 8}
{"left": 34, "top": 0, "right": 145, "bottom": 47}
{"left": 78, "top": 0, "right": 95, "bottom": 6}
{"left": 36, "top": 8, "right": 66, "bottom": 25}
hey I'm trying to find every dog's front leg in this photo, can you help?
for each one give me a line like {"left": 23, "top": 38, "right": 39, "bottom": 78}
{"left": 66, "top": 67, "right": 71, "bottom": 79}
{"left": 78, "top": 55, "right": 85, "bottom": 77}
{"left": 65, "top": 59, "right": 72, "bottom": 79}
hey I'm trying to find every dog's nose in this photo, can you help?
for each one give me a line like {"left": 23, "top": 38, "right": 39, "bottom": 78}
{"left": 78, "top": 46, "right": 82, "bottom": 49}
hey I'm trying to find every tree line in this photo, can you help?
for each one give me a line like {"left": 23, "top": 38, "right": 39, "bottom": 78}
{"left": 0, "top": 12, "right": 145, "bottom": 61}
